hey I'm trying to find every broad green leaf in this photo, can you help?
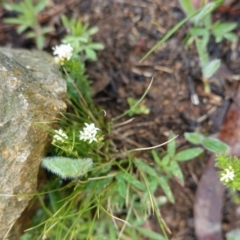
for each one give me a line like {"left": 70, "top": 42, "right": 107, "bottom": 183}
{"left": 170, "top": 161, "right": 184, "bottom": 185}
{"left": 184, "top": 132, "right": 204, "bottom": 144}
{"left": 116, "top": 173, "right": 127, "bottom": 199}
{"left": 161, "top": 154, "right": 170, "bottom": 166}
{"left": 202, "top": 137, "right": 229, "bottom": 153}
{"left": 167, "top": 131, "right": 176, "bottom": 158}
{"left": 122, "top": 172, "right": 146, "bottom": 191}
{"left": 189, "top": 27, "right": 208, "bottom": 37}
{"left": 42, "top": 156, "right": 93, "bottom": 179}
{"left": 85, "top": 48, "right": 97, "bottom": 61}
{"left": 134, "top": 159, "right": 157, "bottom": 177}
{"left": 179, "top": 0, "right": 196, "bottom": 17}
{"left": 174, "top": 147, "right": 203, "bottom": 161}
{"left": 157, "top": 177, "right": 174, "bottom": 203}
{"left": 203, "top": 59, "right": 221, "bottom": 78}
{"left": 88, "top": 26, "right": 99, "bottom": 35}
{"left": 224, "top": 32, "right": 238, "bottom": 42}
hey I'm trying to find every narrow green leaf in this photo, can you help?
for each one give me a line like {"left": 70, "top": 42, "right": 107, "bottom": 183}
{"left": 202, "top": 137, "right": 229, "bottom": 153}
{"left": 42, "top": 156, "right": 93, "bottom": 179}
{"left": 116, "top": 173, "right": 127, "bottom": 199}
{"left": 174, "top": 147, "right": 203, "bottom": 161}
{"left": 167, "top": 131, "right": 176, "bottom": 158}
{"left": 87, "top": 43, "right": 104, "bottom": 50}
{"left": 151, "top": 150, "right": 162, "bottom": 166}
{"left": 157, "top": 177, "right": 174, "bottom": 203}
{"left": 17, "top": 24, "right": 29, "bottom": 34}
{"left": 136, "top": 227, "right": 166, "bottom": 240}
{"left": 134, "top": 159, "right": 157, "bottom": 177}
{"left": 170, "top": 161, "right": 184, "bottom": 185}
{"left": 179, "top": 0, "right": 196, "bottom": 17}
{"left": 212, "top": 22, "right": 237, "bottom": 36}
{"left": 193, "top": 1, "right": 221, "bottom": 24}
{"left": 34, "top": 0, "right": 47, "bottom": 13}
{"left": 196, "top": 38, "right": 209, "bottom": 68}
{"left": 184, "top": 132, "right": 204, "bottom": 144}
{"left": 203, "top": 59, "right": 221, "bottom": 79}
{"left": 122, "top": 172, "right": 146, "bottom": 191}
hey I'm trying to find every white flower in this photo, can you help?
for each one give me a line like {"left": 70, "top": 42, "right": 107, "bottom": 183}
{"left": 220, "top": 166, "right": 235, "bottom": 183}
{"left": 79, "top": 123, "right": 100, "bottom": 143}
{"left": 52, "top": 129, "right": 68, "bottom": 144}
{"left": 52, "top": 43, "right": 73, "bottom": 65}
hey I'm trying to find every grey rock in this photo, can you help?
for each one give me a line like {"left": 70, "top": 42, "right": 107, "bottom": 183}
{"left": 0, "top": 48, "right": 66, "bottom": 238}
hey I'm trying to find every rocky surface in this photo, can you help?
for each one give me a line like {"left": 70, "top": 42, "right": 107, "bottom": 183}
{"left": 0, "top": 48, "right": 66, "bottom": 239}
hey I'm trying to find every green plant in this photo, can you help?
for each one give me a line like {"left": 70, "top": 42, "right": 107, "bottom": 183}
{"left": 18, "top": 41, "right": 206, "bottom": 239}
{"left": 127, "top": 97, "right": 150, "bottom": 117}
{"left": 3, "top": 0, "right": 53, "bottom": 49}
{"left": 183, "top": 132, "right": 240, "bottom": 191}
{"left": 180, "top": 0, "right": 237, "bottom": 93}
{"left": 141, "top": 0, "right": 237, "bottom": 93}
{"left": 61, "top": 15, "right": 104, "bottom": 61}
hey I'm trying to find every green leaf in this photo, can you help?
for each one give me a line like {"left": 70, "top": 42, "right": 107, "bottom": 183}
{"left": 151, "top": 150, "right": 162, "bottom": 166}
{"left": 122, "top": 172, "right": 146, "bottom": 191}
{"left": 34, "top": 0, "right": 47, "bottom": 13}
{"left": 193, "top": 1, "right": 221, "bottom": 24}
{"left": 161, "top": 154, "right": 170, "bottom": 166}
{"left": 88, "top": 26, "right": 99, "bottom": 35}
{"left": 189, "top": 27, "right": 208, "bottom": 37}
{"left": 36, "top": 35, "right": 44, "bottom": 50}
{"left": 224, "top": 32, "right": 238, "bottom": 42}
{"left": 17, "top": 24, "right": 29, "bottom": 34}
{"left": 203, "top": 59, "right": 221, "bottom": 79}
{"left": 174, "top": 147, "right": 203, "bottom": 161}
{"left": 212, "top": 21, "right": 237, "bottom": 36}
{"left": 157, "top": 177, "right": 174, "bottom": 203}
{"left": 87, "top": 43, "right": 104, "bottom": 50}
{"left": 134, "top": 159, "right": 157, "bottom": 177}
{"left": 116, "top": 173, "right": 127, "bottom": 199}
{"left": 184, "top": 132, "right": 204, "bottom": 144}
{"left": 202, "top": 137, "right": 229, "bottom": 153}
{"left": 136, "top": 227, "right": 166, "bottom": 240}
{"left": 41, "top": 156, "right": 93, "bottom": 179}
{"left": 167, "top": 131, "right": 176, "bottom": 158}
{"left": 170, "top": 161, "right": 184, "bottom": 185}
{"left": 85, "top": 48, "right": 97, "bottom": 61}
{"left": 179, "top": 0, "right": 196, "bottom": 17}
{"left": 196, "top": 38, "right": 209, "bottom": 68}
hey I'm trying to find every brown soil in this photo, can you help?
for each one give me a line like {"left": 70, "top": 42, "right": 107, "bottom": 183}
{"left": 1, "top": 0, "right": 240, "bottom": 239}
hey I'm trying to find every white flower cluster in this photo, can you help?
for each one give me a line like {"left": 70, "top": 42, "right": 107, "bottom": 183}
{"left": 79, "top": 123, "right": 99, "bottom": 144}
{"left": 52, "top": 43, "right": 73, "bottom": 65}
{"left": 220, "top": 166, "right": 235, "bottom": 183}
{"left": 52, "top": 129, "right": 68, "bottom": 144}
